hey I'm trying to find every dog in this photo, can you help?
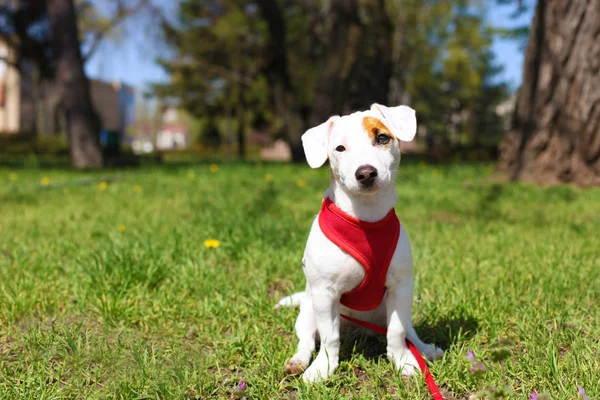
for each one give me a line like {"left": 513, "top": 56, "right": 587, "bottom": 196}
{"left": 275, "top": 103, "right": 443, "bottom": 383}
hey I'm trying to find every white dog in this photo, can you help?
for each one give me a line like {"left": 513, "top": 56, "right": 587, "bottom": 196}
{"left": 275, "top": 103, "right": 443, "bottom": 383}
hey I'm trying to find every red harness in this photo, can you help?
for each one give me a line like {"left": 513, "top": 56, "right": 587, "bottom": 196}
{"left": 318, "top": 197, "right": 443, "bottom": 400}
{"left": 319, "top": 197, "right": 399, "bottom": 311}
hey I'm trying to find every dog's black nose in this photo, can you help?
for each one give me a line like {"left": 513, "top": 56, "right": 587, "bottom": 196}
{"left": 355, "top": 165, "right": 378, "bottom": 187}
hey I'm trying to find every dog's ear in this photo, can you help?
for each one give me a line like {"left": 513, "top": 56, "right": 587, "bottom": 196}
{"left": 301, "top": 116, "right": 339, "bottom": 168}
{"left": 370, "top": 104, "right": 417, "bottom": 142}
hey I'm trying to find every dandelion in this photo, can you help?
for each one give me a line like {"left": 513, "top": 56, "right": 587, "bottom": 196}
{"left": 134, "top": 185, "right": 142, "bottom": 193}
{"left": 9, "top": 173, "right": 17, "bottom": 181}
{"left": 98, "top": 181, "right": 108, "bottom": 190}
{"left": 41, "top": 177, "right": 50, "bottom": 186}
{"left": 118, "top": 225, "right": 126, "bottom": 232}
{"left": 578, "top": 387, "right": 587, "bottom": 400}
{"left": 264, "top": 173, "right": 274, "bottom": 182}
{"left": 467, "top": 350, "right": 486, "bottom": 373}
{"left": 209, "top": 164, "right": 219, "bottom": 173}
{"left": 204, "top": 239, "right": 220, "bottom": 249}
{"left": 296, "top": 179, "right": 307, "bottom": 188}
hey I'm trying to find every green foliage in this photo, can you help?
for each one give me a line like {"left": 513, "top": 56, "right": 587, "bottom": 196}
{"left": 157, "top": 0, "right": 514, "bottom": 148}
{"left": 155, "top": 1, "right": 272, "bottom": 147}
{"left": 389, "top": 0, "right": 511, "bottom": 145}
{"left": 1, "top": 161, "right": 599, "bottom": 398}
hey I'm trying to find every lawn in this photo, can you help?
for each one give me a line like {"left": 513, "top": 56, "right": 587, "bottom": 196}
{"left": 0, "top": 160, "right": 598, "bottom": 399}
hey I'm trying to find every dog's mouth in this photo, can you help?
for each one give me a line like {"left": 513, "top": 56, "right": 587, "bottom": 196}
{"left": 348, "top": 179, "right": 382, "bottom": 195}
{"left": 358, "top": 179, "right": 378, "bottom": 192}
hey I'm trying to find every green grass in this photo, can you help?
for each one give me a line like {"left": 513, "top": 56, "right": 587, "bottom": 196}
{"left": 0, "top": 160, "right": 598, "bottom": 399}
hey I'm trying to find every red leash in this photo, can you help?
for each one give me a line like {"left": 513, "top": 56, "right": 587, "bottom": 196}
{"left": 340, "top": 314, "right": 444, "bottom": 400}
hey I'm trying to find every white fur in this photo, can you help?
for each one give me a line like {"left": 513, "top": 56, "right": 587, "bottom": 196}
{"left": 276, "top": 104, "right": 443, "bottom": 382}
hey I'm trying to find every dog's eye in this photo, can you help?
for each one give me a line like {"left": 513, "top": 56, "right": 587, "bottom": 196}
{"left": 376, "top": 134, "right": 391, "bottom": 145}
{"left": 335, "top": 145, "right": 346, "bottom": 152}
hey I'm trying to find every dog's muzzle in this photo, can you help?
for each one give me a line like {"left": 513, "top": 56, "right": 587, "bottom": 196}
{"left": 355, "top": 165, "right": 378, "bottom": 188}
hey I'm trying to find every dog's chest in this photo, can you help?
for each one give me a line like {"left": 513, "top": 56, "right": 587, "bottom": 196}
{"left": 303, "top": 217, "right": 411, "bottom": 294}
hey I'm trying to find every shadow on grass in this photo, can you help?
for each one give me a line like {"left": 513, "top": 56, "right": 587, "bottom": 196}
{"left": 337, "top": 313, "right": 479, "bottom": 362}
{"left": 415, "top": 314, "right": 479, "bottom": 350}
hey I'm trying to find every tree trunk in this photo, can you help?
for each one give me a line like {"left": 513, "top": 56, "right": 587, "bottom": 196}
{"left": 309, "top": 0, "right": 392, "bottom": 127}
{"left": 236, "top": 101, "right": 246, "bottom": 159}
{"left": 498, "top": 0, "right": 600, "bottom": 186}
{"left": 46, "top": 0, "right": 103, "bottom": 169}
{"left": 256, "top": 1, "right": 306, "bottom": 163}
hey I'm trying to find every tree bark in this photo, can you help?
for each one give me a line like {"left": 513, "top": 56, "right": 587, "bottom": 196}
{"left": 46, "top": 0, "right": 103, "bottom": 168}
{"left": 498, "top": 0, "right": 600, "bottom": 186}
{"left": 256, "top": 1, "right": 306, "bottom": 163}
{"left": 309, "top": 0, "right": 392, "bottom": 127}
{"left": 236, "top": 100, "right": 246, "bottom": 159}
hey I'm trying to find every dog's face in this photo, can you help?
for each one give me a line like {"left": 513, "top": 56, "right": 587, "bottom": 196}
{"left": 302, "top": 104, "right": 417, "bottom": 195}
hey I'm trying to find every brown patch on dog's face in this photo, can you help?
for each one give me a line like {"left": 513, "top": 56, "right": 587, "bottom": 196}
{"left": 362, "top": 117, "right": 395, "bottom": 145}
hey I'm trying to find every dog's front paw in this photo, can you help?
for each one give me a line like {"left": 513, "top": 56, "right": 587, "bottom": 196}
{"left": 389, "top": 349, "right": 420, "bottom": 376}
{"left": 301, "top": 356, "right": 337, "bottom": 383}
{"left": 284, "top": 358, "right": 307, "bottom": 375}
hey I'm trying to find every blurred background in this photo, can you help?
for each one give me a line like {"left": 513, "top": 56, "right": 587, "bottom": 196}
{"left": 0, "top": 0, "right": 597, "bottom": 185}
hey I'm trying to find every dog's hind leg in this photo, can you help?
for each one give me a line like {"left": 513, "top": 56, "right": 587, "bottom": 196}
{"left": 285, "top": 292, "right": 317, "bottom": 374}
{"left": 405, "top": 329, "right": 444, "bottom": 361}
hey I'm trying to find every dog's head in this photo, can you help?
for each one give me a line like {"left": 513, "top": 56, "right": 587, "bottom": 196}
{"left": 302, "top": 104, "right": 417, "bottom": 195}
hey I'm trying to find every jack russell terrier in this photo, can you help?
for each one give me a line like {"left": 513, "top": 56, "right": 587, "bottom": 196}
{"left": 275, "top": 103, "right": 444, "bottom": 383}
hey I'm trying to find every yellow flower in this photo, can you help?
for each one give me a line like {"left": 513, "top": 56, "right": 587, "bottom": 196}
{"left": 264, "top": 173, "right": 274, "bottom": 182}
{"left": 209, "top": 164, "right": 219, "bottom": 173}
{"left": 98, "top": 181, "right": 108, "bottom": 190}
{"left": 41, "top": 177, "right": 50, "bottom": 186}
{"left": 204, "top": 239, "right": 220, "bottom": 248}
{"left": 433, "top": 168, "right": 440, "bottom": 176}
{"left": 133, "top": 185, "right": 142, "bottom": 193}
{"left": 296, "top": 179, "right": 307, "bottom": 188}
{"left": 9, "top": 173, "right": 17, "bottom": 181}
{"left": 118, "top": 225, "right": 126, "bottom": 232}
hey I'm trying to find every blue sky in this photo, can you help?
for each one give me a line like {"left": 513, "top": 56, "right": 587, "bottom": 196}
{"left": 85, "top": 1, "right": 535, "bottom": 91}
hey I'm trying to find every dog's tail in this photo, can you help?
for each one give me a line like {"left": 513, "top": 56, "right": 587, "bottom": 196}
{"left": 273, "top": 292, "right": 305, "bottom": 309}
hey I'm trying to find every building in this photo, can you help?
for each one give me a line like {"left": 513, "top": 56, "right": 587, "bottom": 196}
{"left": 155, "top": 108, "right": 189, "bottom": 150}
{"left": 0, "top": 43, "right": 35, "bottom": 133}
{"left": 156, "top": 123, "right": 189, "bottom": 150}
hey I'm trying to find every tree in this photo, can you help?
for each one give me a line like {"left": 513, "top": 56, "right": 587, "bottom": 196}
{"left": 498, "top": 0, "right": 600, "bottom": 186}
{"left": 2, "top": 0, "right": 160, "bottom": 167}
{"left": 307, "top": 0, "right": 393, "bottom": 127}
{"left": 158, "top": 0, "right": 511, "bottom": 161}
{"left": 388, "top": 0, "right": 510, "bottom": 148}
{"left": 46, "top": 0, "right": 103, "bottom": 168}
{"left": 155, "top": 1, "right": 272, "bottom": 158}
